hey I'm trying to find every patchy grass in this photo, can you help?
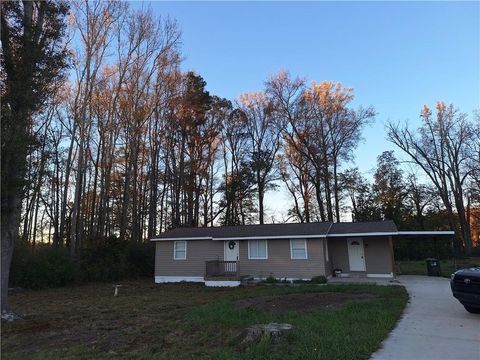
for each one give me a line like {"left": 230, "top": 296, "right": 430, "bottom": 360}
{"left": 2, "top": 279, "right": 407, "bottom": 360}
{"left": 396, "top": 257, "right": 480, "bottom": 277}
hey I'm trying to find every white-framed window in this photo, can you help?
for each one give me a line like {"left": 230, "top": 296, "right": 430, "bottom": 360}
{"left": 290, "top": 239, "right": 307, "bottom": 259}
{"left": 248, "top": 240, "right": 268, "bottom": 259}
{"left": 174, "top": 241, "right": 186, "bottom": 260}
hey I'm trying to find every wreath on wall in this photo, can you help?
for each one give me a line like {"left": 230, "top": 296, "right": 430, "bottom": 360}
{"left": 228, "top": 240, "right": 236, "bottom": 250}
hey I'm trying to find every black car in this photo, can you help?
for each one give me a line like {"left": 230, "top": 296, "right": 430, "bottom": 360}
{"left": 450, "top": 267, "right": 480, "bottom": 313}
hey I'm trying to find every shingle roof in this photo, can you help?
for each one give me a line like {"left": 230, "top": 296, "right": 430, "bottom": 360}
{"left": 154, "top": 222, "right": 332, "bottom": 239}
{"left": 152, "top": 220, "right": 398, "bottom": 240}
{"left": 328, "top": 220, "right": 397, "bottom": 235}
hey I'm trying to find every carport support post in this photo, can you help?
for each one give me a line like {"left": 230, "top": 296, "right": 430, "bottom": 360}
{"left": 451, "top": 236, "right": 456, "bottom": 271}
{"left": 389, "top": 236, "right": 395, "bottom": 275}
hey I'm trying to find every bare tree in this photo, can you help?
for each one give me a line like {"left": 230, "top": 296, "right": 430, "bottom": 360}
{"left": 405, "top": 172, "right": 437, "bottom": 230}
{"left": 278, "top": 138, "right": 315, "bottom": 222}
{"left": 388, "top": 102, "right": 476, "bottom": 251}
{"left": 266, "top": 71, "right": 374, "bottom": 222}
{"left": 67, "top": 0, "right": 126, "bottom": 256}
{"left": 219, "top": 108, "right": 257, "bottom": 225}
{"left": 237, "top": 92, "right": 281, "bottom": 224}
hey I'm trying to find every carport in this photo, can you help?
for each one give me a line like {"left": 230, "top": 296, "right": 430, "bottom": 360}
{"left": 327, "top": 224, "right": 455, "bottom": 279}
{"left": 392, "top": 231, "right": 457, "bottom": 277}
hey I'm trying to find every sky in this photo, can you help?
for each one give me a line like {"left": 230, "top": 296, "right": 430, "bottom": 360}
{"left": 133, "top": 1, "right": 479, "bottom": 221}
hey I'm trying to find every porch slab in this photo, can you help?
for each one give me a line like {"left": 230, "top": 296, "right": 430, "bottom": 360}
{"left": 328, "top": 277, "right": 402, "bottom": 286}
{"left": 204, "top": 280, "right": 240, "bottom": 287}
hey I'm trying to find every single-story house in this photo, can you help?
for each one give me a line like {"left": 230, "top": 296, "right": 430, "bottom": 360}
{"left": 151, "top": 221, "right": 454, "bottom": 286}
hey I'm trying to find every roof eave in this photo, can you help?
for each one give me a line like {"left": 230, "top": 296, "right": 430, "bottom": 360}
{"left": 212, "top": 234, "right": 327, "bottom": 240}
{"left": 150, "top": 229, "right": 455, "bottom": 241}
{"left": 150, "top": 236, "right": 213, "bottom": 242}
{"left": 395, "top": 231, "right": 455, "bottom": 236}
{"left": 327, "top": 231, "right": 398, "bottom": 237}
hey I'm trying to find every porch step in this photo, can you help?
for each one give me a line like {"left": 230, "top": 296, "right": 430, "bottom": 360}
{"left": 349, "top": 273, "right": 368, "bottom": 279}
{"left": 203, "top": 275, "right": 257, "bottom": 286}
{"left": 334, "top": 272, "right": 367, "bottom": 279}
{"left": 204, "top": 276, "right": 239, "bottom": 281}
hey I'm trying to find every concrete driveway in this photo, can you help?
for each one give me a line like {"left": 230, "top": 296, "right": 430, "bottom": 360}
{"left": 371, "top": 275, "right": 480, "bottom": 360}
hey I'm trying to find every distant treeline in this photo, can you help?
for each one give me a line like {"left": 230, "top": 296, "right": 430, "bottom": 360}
{"left": 10, "top": 238, "right": 153, "bottom": 290}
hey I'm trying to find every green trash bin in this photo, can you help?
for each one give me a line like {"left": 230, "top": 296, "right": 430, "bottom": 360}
{"left": 426, "top": 258, "right": 441, "bottom": 276}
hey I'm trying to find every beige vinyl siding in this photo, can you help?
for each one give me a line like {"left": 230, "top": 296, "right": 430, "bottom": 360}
{"left": 155, "top": 240, "right": 223, "bottom": 277}
{"left": 238, "top": 239, "right": 326, "bottom": 279}
{"left": 154, "top": 237, "right": 383, "bottom": 279}
{"left": 328, "top": 238, "right": 350, "bottom": 272}
{"left": 364, "top": 237, "right": 393, "bottom": 274}
{"left": 328, "top": 237, "right": 393, "bottom": 274}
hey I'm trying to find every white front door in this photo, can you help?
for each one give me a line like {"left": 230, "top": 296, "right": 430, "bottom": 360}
{"left": 224, "top": 240, "right": 239, "bottom": 261}
{"left": 224, "top": 240, "right": 239, "bottom": 274}
{"left": 347, "top": 238, "right": 366, "bottom": 271}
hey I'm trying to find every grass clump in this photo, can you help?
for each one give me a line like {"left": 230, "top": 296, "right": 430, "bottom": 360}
{"left": 310, "top": 275, "right": 327, "bottom": 284}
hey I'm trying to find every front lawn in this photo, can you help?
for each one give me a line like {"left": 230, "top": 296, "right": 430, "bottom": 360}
{"left": 1, "top": 279, "right": 407, "bottom": 360}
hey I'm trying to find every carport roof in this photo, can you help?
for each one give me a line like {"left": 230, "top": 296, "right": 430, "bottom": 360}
{"left": 150, "top": 220, "right": 450, "bottom": 241}
{"left": 395, "top": 231, "right": 456, "bottom": 239}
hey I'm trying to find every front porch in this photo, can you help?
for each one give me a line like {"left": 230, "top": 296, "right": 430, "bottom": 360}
{"left": 204, "top": 260, "right": 242, "bottom": 287}
{"left": 328, "top": 267, "right": 397, "bottom": 285}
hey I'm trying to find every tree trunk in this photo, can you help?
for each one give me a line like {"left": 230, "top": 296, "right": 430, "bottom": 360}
{"left": 313, "top": 171, "right": 326, "bottom": 222}
{"left": 120, "top": 143, "right": 131, "bottom": 240}
{"left": 70, "top": 139, "right": 84, "bottom": 258}
{"left": 323, "top": 165, "right": 333, "bottom": 222}
{"left": 333, "top": 157, "right": 340, "bottom": 222}
{"left": 1, "top": 115, "right": 27, "bottom": 313}
{"left": 258, "top": 184, "right": 264, "bottom": 225}
{"left": 88, "top": 140, "right": 101, "bottom": 239}
{"left": 302, "top": 174, "right": 310, "bottom": 223}
{"left": 174, "top": 134, "right": 186, "bottom": 227}
{"left": 32, "top": 186, "right": 41, "bottom": 246}
{"left": 1, "top": 196, "right": 21, "bottom": 313}
{"left": 59, "top": 121, "right": 77, "bottom": 245}
{"left": 97, "top": 132, "right": 115, "bottom": 238}
{"left": 53, "top": 141, "right": 61, "bottom": 246}
{"left": 131, "top": 141, "right": 139, "bottom": 242}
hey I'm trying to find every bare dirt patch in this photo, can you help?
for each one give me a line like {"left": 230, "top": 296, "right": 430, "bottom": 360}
{"left": 235, "top": 292, "right": 375, "bottom": 313}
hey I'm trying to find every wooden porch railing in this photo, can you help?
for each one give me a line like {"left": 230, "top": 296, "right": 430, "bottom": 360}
{"left": 205, "top": 260, "right": 239, "bottom": 278}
